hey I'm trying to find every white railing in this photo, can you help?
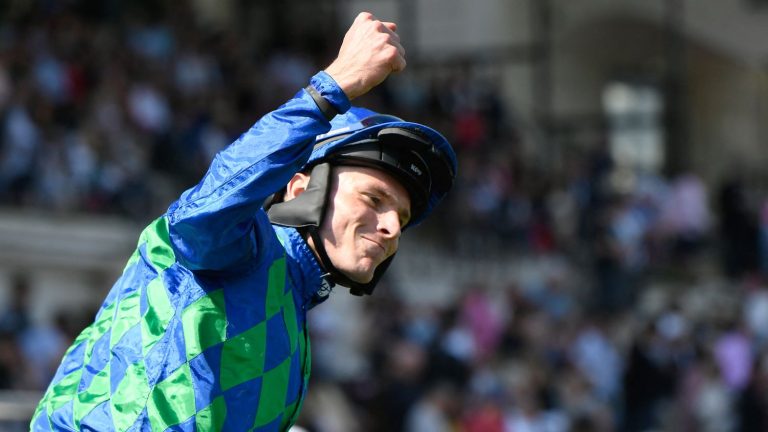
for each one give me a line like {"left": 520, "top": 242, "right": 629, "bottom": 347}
{"left": 0, "top": 390, "right": 42, "bottom": 425}
{"left": 0, "top": 208, "right": 140, "bottom": 273}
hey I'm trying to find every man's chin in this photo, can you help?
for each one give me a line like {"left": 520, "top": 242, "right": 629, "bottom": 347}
{"left": 345, "top": 271, "right": 375, "bottom": 284}
{"left": 341, "top": 265, "right": 376, "bottom": 284}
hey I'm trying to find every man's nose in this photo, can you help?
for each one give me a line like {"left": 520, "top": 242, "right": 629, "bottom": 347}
{"left": 378, "top": 210, "right": 402, "bottom": 239}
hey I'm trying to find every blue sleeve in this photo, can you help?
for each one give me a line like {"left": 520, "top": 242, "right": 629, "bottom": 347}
{"left": 166, "top": 71, "right": 349, "bottom": 271}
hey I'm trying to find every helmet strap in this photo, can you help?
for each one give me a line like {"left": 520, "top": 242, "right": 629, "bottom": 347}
{"left": 267, "top": 163, "right": 332, "bottom": 227}
{"left": 305, "top": 225, "right": 394, "bottom": 296}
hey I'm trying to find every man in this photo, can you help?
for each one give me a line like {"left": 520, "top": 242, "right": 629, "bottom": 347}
{"left": 32, "top": 11, "right": 456, "bottom": 431}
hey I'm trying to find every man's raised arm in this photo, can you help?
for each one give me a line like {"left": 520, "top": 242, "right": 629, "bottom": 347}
{"left": 166, "top": 12, "right": 407, "bottom": 272}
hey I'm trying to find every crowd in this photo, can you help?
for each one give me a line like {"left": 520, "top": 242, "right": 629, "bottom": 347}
{"left": 298, "top": 168, "right": 768, "bottom": 431}
{"left": 2, "top": 1, "right": 768, "bottom": 431}
{"left": 0, "top": 1, "right": 337, "bottom": 219}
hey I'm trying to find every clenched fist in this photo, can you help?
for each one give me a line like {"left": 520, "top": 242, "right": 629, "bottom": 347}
{"left": 325, "top": 12, "right": 406, "bottom": 100}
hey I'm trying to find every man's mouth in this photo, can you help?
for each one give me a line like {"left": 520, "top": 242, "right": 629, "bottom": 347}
{"left": 362, "top": 236, "right": 386, "bottom": 253}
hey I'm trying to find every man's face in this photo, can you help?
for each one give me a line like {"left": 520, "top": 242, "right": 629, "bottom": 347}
{"left": 309, "top": 166, "right": 412, "bottom": 284}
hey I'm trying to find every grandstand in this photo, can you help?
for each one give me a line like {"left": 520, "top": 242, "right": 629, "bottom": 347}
{"left": 1, "top": 1, "right": 768, "bottom": 430}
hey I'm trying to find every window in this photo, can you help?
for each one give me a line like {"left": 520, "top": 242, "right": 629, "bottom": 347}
{"left": 602, "top": 81, "right": 665, "bottom": 172}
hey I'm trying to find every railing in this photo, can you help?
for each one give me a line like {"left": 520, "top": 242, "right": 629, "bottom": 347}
{"left": 0, "top": 390, "right": 43, "bottom": 429}
{"left": 0, "top": 208, "right": 568, "bottom": 310}
{"left": 0, "top": 208, "right": 140, "bottom": 273}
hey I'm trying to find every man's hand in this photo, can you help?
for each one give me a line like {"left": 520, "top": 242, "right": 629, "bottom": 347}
{"left": 325, "top": 12, "right": 406, "bottom": 100}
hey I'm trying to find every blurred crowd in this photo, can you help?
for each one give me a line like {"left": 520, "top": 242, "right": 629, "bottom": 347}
{"left": 299, "top": 147, "right": 768, "bottom": 431}
{"left": 2, "top": 1, "right": 768, "bottom": 431}
{"left": 0, "top": 1, "right": 337, "bottom": 219}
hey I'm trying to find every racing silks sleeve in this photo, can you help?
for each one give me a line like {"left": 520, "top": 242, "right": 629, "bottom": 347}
{"left": 166, "top": 71, "right": 350, "bottom": 272}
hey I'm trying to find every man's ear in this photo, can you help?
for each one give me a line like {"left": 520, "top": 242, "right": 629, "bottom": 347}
{"left": 284, "top": 172, "right": 311, "bottom": 201}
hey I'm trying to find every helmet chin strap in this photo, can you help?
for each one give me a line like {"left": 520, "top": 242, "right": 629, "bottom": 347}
{"left": 304, "top": 226, "right": 395, "bottom": 296}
